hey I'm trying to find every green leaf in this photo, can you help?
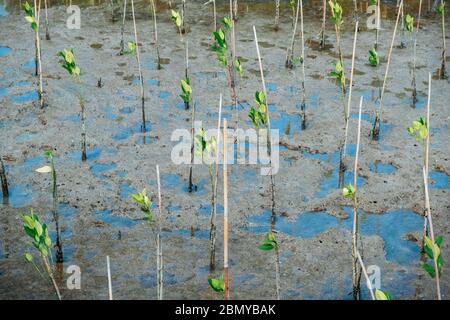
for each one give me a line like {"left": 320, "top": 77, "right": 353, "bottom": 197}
{"left": 404, "top": 14, "right": 414, "bottom": 32}
{"left": 222, "top": 17, "right": 232, "bottom": 29}
{"left": 34, "top": 221, "right": 43, "bottom": 237}
{"left": 422, "top": 263, "right": 436, "bottom": 278}
{"left": 208, "top": 275, "right": 225, "bottom": 293}
{"left": 375, "top": 289, "right": 390, "bottom": 300}
{"left": 342, "top": 184, "right": 355, "bottom": 199}
{"left": 24, "top": 226, "right": 36, "bottom": 240}
{"left": 435, "top": 235, "right": 444, "bottom": 248}
{"left": 24, "top": 252, "right": 33, "bottom": 263}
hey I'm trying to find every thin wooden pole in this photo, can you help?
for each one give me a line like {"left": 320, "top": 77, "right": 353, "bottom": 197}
{"left": 285, "top": 0, "right": 299, "bottom": 68}
{"left": 119, "top": 0, "right": 127, "bottom": 54}
{"left": 422, "top": 73, "right": 431, "bottom": 257}
{"left": 150, "top": 0, "right": 161, "bottom": 70}
{"left": 223, "top": 118, "right": 229, "bottom": 300}
{"left": 156, "top": 165, "right": 163, "bottom": 300}
{"left": 188, "top": 102, "right": 195, "bottom": 192}
{"left": 356, "top": 251, "right": 376, "bottom": 300}
{"left": 0, "top": 158, "right": 9, "bottom": 201}
{"left": 299, "top": 0, "right": 307, "bottom": 130}
{"left": 107, "top": 255, "right": 113, "bottom": 300}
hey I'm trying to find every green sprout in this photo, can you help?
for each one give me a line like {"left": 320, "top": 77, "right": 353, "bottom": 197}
{"left": 436, "top": 2, "right": 445, "bottom": 16}
{"left": 131, "top": 188, "right": 153, "bottom": 221}
{"left": 422, "top": 235, "right": 444, "bottom": 278}
{"left": 211, "top": 28, "right": 228, "bottom": 67}
{"left": 23, "top": 1, "right": 38, "bottom": 31}
{"left": 171, "top": 9, "right": 183, "bottom": 35}
{"left": 375, "top": 289, "right": 393, "bottom": 300}
{"left": 123, "top": 41, "right": 137, "bottom": 55}
{"left": 342, "top": 183, "right": 355, "bottom": 199}
{"left": 370, "top": 0, "right": 378, "bottom": 4}
{"left": 368, "top": 48, "right": 379, "bottom": 67}
{"left": 58, "top": 49, "right": 80, "bottom": 77}
{"left": 405, "top": 14, "right": 414, "bottom": 33}
{"left": 194, "top": 128, "right": 216, "bottom": 165}
{"left": 249, "top": 91, "right": 268, "bottom": 129}
{"left": 180, "top": 78, "right": 192, "bottom": 109}
{"left": 329, "top": 0, "right": 343, "bottom": 26}
{"left": 235, "top": 59, "right": 244, "bottom": 78}
{"left": 258, "top": 232, "right": 278, "bottom": 251}
{"left": 407, "top": 117, "right": 428, "bottom": 142}
{"left": 330, "top": 60, "right": 345, "bottom": 86}
{"left": 208, "top": 274, "right": 225, "bottom": 293}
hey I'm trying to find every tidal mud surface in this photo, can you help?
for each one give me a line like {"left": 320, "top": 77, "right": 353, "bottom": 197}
{"left": 0, "top": 0, "right": 449, "bottom": 299}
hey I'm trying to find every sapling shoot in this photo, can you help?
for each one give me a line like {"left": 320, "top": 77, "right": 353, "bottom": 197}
{"left": 371, "top": 0, "right": 403, "bottom": 140}
{"left": 44, "top": 0, "right": 50, "bottom": 40}
{"left": 286, "top": 0, "right": 299, "bottom": 69}
{"left": 180, "top": 78, "right": 192, "bottom": 110}
{"left": 35, "top": 151, "right": 63, "bottom": 263}
{"left": 289, "top": 0, "right": 296, "bottom": 27}
{"left": 404, "top": 13, "right": 417, "bottom": 105}
{"left": 437, "top": 1, "right": 446, "bottom": 79}
{"left": 411, "top": 0, "right": 423, "bottom": 106}
{"left": 299, "top": 0, "right": 307, "bottom": 130}
{"left": 0, "top": 157, "right": 8, "bottom": 203}
{"left": 329, "top": 0, "right": 344, "bottom": 66}
{"left": 342, "top": 96, "right": 363, "bottom": 300}
{"left": 23, "top": 1, "right": 44, "bottom": 109}
{"left": 23, "top": 210, "right": 62, "bottom": 300}
{"left": 150, "top": 0, "right": 161, "bottom": 70}
{"left": 208, "top": 274, "right": 225, "bottom": 297}
{"left": 188, "top": 102, "right": 196, "bottom": 192}
{"left": 258, "top": 231, "right": 280, "bottom": 299}
{"left": 320, "top": 0, "right": 327, "bottom": 49}
{"left": 58, "top": 49, "right": 87, "bottom": 161}
{"left": 119, "top": 0, "right": 127, "bottom": 55}
{"left": 171, "top": 9, "right": 183, "bottom": 37}
{"left": 274, "top": 0, "right": 280, "bottom": 31}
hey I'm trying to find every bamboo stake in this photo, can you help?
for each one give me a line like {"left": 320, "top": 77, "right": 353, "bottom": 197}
{"left": 43, "top": 256, "right": 62, "bottom": 300}
{"left": 422, "top": 73, "right": 431, "bottom": 254}
{"left": 372, "top": 0, "right": 403, "bottom": 140}
{"left": 131, "top": 0, "right": 147, "bottom": 133}
{"left": 351, "top": 96, "right": 363, "bottom": 300}
{"left": 274, "top": 0, "right": 280, "bottom": 30}
{"left": 356, "top": 251, "right": 376, "bottom": 300}
{"left": 119, "top": 0, "right": 127, "bottom": 55}
{"left": 343, "top": 21, "right": 358, "bottom": 158}
{"left": 439, "top": 0, "right": 446, "bottom": 79}
{"left": 375, "top": 0, "right": 380, "bottom": 49}
{"left": 423, "top": 167, "right": 442, "bottom": 300}
{"left": 156, "top": 165, "right": 164, "bottom": 300}
{"left": 106, "top": 255, "right": 113, "bottom": 300}
{"left": 0, "top": 158, "right": 9, "bottom": 202}
{"left": 320, "top": 0, "right": 326, "bottom": 49}
{"left": 285, "top": 0, "right": 299, "bottom": 68}
{"left": 223, "top": 118, "right": 229, "bottom": 300}
{"left": 150, "top": 0, "right": 161, "bottom": 70}
{"left": 34, "top": 0, "right": 44, "bottom": 109}
{"left": 411, "top": 0, "right": 423, "bottom": 105}
{"left": 188, "top": 102, "right": 195, "bottom": 192}
{"left": 44, "top": 0, "right": 50, "bottom": 40}
{"left": 299, "top": 0, "right": 307, "bottom": 130}
{"left": 209, "top": 94, "right": 222, "bottom": 270}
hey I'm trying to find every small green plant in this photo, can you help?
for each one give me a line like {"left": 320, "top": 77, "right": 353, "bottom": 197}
{"left": 23, "top": 210, "right": 61, "bottom": 299}
{"left": 330, "top": 60, "right": 345, "bottom": 86}
{"left": 370, "top": 0, "right": 377, "bottom": 4}
{"left": 23, "top": 1, "right": 38, "bottom": 31}
{"left": 123, "top": 41, "right": 137, "bottom": 55}
{"left": 407, "top": 117, "right": 428, "bottom": 142}
{"left": 342, "top": 183, "right": 355, "bottom": 200}
{"left": 436, "top": 2, "right": 445, "bottom": 16}
{"left": 208, "top": 274, "right": 225, "bottom": 293}
{"left": 436, "top": 2, "right": 446, "bottom": 79}
{"left": 249, "top": 91, "right": 268, "bottom": 129}
{"left": 180, "top": 78, "right": 192, "bottom": 110}
{"left": 368, "top": 48, "right": 379, "bottom": 67}
{"left": 131, "top": 188, "right": 153, "bottom": 221}
{"left": 329, "top": 0, "right": 343, "bottom": 26}
{"left": 404, "top": 14, "right": 414, "bottom": 32}
{"left": 258, "top": 232, "right": 278, "bottom": 251}
{"left": 422, "top": 235, "right": 444, "bottom": 278}
{"left": 171, "top": 9, "right": 183, "bottom": 36}
{"left": 375, "top": 289, "right": 392, "bottom": 300}
{"left": 59, "top": 49, "right": 80, "bottom": 77}
{"left": 235, "top": 59, "right": 244, "bottom": 78}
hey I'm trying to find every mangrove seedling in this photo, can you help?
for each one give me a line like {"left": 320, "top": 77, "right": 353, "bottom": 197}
{"left": 23, "top": 1, "right": 44, "bottom": 109}
{"left": 368, "top": 48, "right": 379, "bottom": 67}
{"left": 437, "top": 1, "right": 446, "bottom": 79}
{"left": 299, "top": 0, "right": 307, "bottom": 130}
{"left": 119, "top": 0, "right": 127, "bottom": 55}
{"left": 258, "top": 231, "right": 280, "bottom": 299}
{"left": 131, "top": 188, "right": 153, "bottom": 221}
{"left": 249, "top": 91, "right": 268, "bottom": 129}
{"left": 208, "top": 274, "right": 225, "bottom": 296}
{"left": 35, "top": 151, "right": 63, "bottom": 263}
{"left": 23, "top": 210, "right": 61, "bottom": 300}
{"left": 171, "top": 9, "right": 184, "bottom": 37}
{"left": 58, "top": 49, "right": 87, "bottom": 161}
{"left": 289, "top": 0, "right": 296, "bottom": 27}
{"left": 44, "top": 0, "right": 50, "bottom": 40}
{"left": 422, "top": 235, "right": 444, "bottom": 279}
{"left": 320, "top": 0, "right": 327, "bottom": 49}
{"left": 285, "top": 0, "right": 299, "bottom": 69}
{"left": 407, "top": 117, "right": 428, "bottom": 165}
{"left": 0, "top": 157, "right": 9, "bottom": 203}
{"left": 375, "top": 290, "right": 393, "bottom": 300}
{"left": 149, "top": 0, "right": 162, "bottom": 70}
{"left": 180, "top": 78, "right": 192, "bottom": 110}
{"left": 404, "top": 14, "right": 418, "bottom": 105}
{"left": 329, "top": 0, "right": 344, "bottom": 64}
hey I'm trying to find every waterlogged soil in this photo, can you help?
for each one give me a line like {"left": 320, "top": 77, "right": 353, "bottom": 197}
{"left": 1, "top": 0, "right": 450, "bottom": 299}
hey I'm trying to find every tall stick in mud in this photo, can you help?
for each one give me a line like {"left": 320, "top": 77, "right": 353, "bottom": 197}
{"left": 356, "top": 251, "right": 376, "bottom": 300}
{"left": 209, "top": 94, "right": 222, "bottom": 270}
{"left": 44, "top": 0, "right": 50, "bottom": 40}
{"left": 274, "top": 0, "right": 280, "bottom": 31}
{"left": 351, "top": 96, "right": 363, "bottom": 300}
{"left": 156, "top": 165, "right": 164, "bottom": 300}
{"left": 32, "top": 0, "right": 44, "bottom": 108}
{"left": 422, "top": 73, "right": 431, "bottom": 254}
{"left": 343, "top": 21, "right": 358, "bottom": 159}
{"left": 375, "top": 0, "right": 381, "bottom": 50}
{"left": 438, "top": 0, "right": 446, "bottom": 79}
{"left": 229, "top": 0, "right": 238, "bottom": 127}
{"left": 131, "top": 0, "right": 147, "bottom": 133}
{"left": 0, "top": 158, "right": 8, "bottom": 203}
{"left": 188, "top": 102, "right": 195, "bottom": 192}
{"left": 223, "top": 118, "right": 229, "bottom": 300}
{"left": 423, "top": 167, "right": 442, "bottom": 300}
{"left": 204, "top": 0, "right": 217, "bottom": 32}
{"left": 107, "top": 255, "right": 113, "bottom": 300}
{"left": 150, "top": 0, "right": 161, "bottom": 70}
{"left": 285, "top": 0, "right": 299, "bottom": 68}
{"left": 411, "top": 0, "right": 423, "bottom": 105}
{"left": 320, "top": 0, "right": 326, "bottom": 49}
{"left": 371, "top": 0, "right": 403, "bottom": 140}
{"left": 119, "top": 0, "right": 127, "bottom": 55}
{"left": 299, "top": 0, "right": 307, "bottom": 130}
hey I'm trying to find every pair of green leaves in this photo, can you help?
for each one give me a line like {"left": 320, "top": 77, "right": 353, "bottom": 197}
{"left": 171, "top": 10, "right": 182, "bottom": 29}
{"left": 407, "top": 117, "right": 428, "bottom": 142}
{"left": 180, "top": 78, "right": 192, "bottom": 104}
{"left": 289, "top": 0, "right": 297, "bottom": 9}
{"left": 131, "top": 189, "right": 153, "bottom": 221}
{"left": 375, "top": 289, "right": 392, "bottom": 300}
{"left": 23, "top": 210, "right": 52, "bottom": 258}
{"left": 249, "top": 91, "right": 268, "bottom": 129}
{"left": 368, "top": 48, "right": 379, "bottom": 67}
{"left": 258, "top": 232, "right": 278, "bottom": 251}
{"left": 194, "top": 128, "right": 217, "bottom": 164}
{"left": 23, "top": 2, "right": 38, "bottom": 31}
{"left": 370, "top": 0, "right": 378, "bottom": 5}
{"left": 405, "top": 14, "right": 414, "bottom": 33}
{"left": 58, "top": 49, "right": 81, "bottom": 77}
{"left": 330, "top": 60, "right": 345, "bottom": 86}
{"left": 423, "top": 235, "right": 444, "bottom": 278}
{"left": 436, "top": 2, "right": 445, "bottom": 16}
{"left": 329, "top": 0, "right": 343, "bottom": 26}
{"left": 211, "top": 28, "right": 228, "bottom": 67}
{"left": 208, "top": 274, "right": 225, "bottom": 293}
{"left": 123, "top": 42, "right": 137, "bottom": 55}
{"left": 235, "top": 59, "right": 244, "bottom": 78}
{"left": 342, "top": 184, "right": 355, "bottom": 199}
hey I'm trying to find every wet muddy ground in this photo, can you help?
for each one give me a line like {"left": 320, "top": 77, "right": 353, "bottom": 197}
{"left": 0, "top": 0, "right": 449, "bottom": 299}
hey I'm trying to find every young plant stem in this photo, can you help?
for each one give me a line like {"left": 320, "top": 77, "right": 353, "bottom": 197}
{"left": 223, "top": 118, "right": 229, "bottom": 300}
{"left": 156, "top": 165, "right": 164, "bottom": 300}
{"left": 229, "top": 0, "right": 238, "bottom": 128}
{"left": 299, "top": 0, "right": 307, "bottom": 130}
{"left": 182, "top": 0, "right": 186, "bottom": 33}
{"left": 351, "top": 96, "right": 363, "bottom": 300}
{"left": 439, "top": 0, "right": 446, "bottom": 79}
{"left": 422, "top": 72, "right": 431, "bottom": 254}
{"left": 320, "top": 0, "right": 326, "bottom": 49}
{"left": 185, "top": 40, "right": 190, "bottom": 109}
{"left": 106, "top": 255, "right": 113, "bottom": 300}
{"left": 150, "top": 0, "right": 161, "bottom": 70}
{"left": 422, "top": 167, "right": 441, "bottom": 300}
{"left": 119, "top": 0, "right": 127, "bottom": 55}
{"left": 209, "top": 94, "right": 222, "bottom": 270}
{"left": 343, "top": 21, "right": 358, "bottom": 159}
{"left": 356, "top": 251, "right": 376, "bottom": 300}
{"left": 274, "top": 0, "right": 280, "bottom": 31}
{"left": 372, "top": 0, "right": 403, "bottom": 140}
{"left": 400, "top": 0, "right": 406, "bottom": 48}
{"left": 0, "top": 157, "right": 9, "bottom": 203}
{"left": 188, "top": 102, "right": 195, "bottom": 192}
{"left": 285, "top": 0, "right": 299, "bottom": 68}
{"left": 131, "top": 0, "right": 147, "bottom": 133}
{"left": 50, "top": 157, "right": 63, "bottom": 263}
{"left": 75, "top": 78, "right": 87, "bottom": 161}
{"left": 42, "top": 255, "right": 61, "bottom": 300}
{"left": 110, "top": 0, "right": 116, "bottom": 22}
{"left": 44, "top": 0, "right": 50, "bottom": 40}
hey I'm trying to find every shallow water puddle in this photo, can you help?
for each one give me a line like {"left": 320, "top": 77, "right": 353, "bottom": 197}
{"left": 1, "top": 184, "right": 33, "bottom": 208}
{"left": 429, "top": 171, "right": 450, "bottom": 189}
{"left": 369, "top": 162, "right": 397, "bottom": 174}
{"left": 0, "top": 46, "right": 11, "bottom": 57}
{"left": 11, "top": 90, "right": 38, "bottom": 104}
{"left": 95, "top": 209, "right": 139, "bottom": 228}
